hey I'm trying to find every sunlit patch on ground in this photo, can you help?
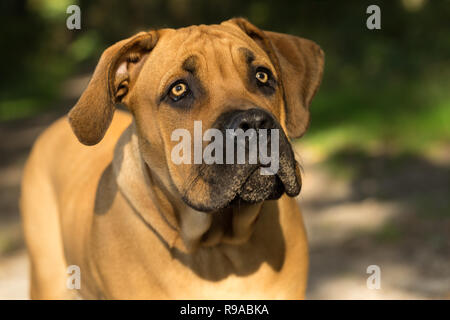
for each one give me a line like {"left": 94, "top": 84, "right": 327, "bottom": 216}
{"left": 298, "top": 143, "right": 450, "bottom": 299}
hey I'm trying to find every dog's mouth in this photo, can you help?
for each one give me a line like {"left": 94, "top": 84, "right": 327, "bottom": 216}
{"left": 231, "top": 166, "right": 285, "bottom": 204}
{"left": 181, "top": 158, "right": 302, "bottom": 212}
{"left": 178, "top": 108, "right": 302, "bottom": 212}
{"left": 234, "top": 158, "right": 302, "bottom": 203}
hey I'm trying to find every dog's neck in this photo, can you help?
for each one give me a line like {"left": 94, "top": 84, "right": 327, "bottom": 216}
{"left": 112, "top": 123, "right": 262, "bottom": 253}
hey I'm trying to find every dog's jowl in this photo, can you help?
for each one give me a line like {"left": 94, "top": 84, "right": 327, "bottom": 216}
{"left": 20, "top": 18, "right": 324, "bottom": 299}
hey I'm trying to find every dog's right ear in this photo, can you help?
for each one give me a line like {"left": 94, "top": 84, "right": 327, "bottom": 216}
{"left": 225, "top": 18, "right": 324, "bottom": 139}
{"left": 68, "top": 31, "right": 158, "bottom": 146}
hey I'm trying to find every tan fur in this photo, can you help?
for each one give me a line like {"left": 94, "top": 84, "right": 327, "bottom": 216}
{"left": 21, "top": 19, "right": 323, "bottom": 299}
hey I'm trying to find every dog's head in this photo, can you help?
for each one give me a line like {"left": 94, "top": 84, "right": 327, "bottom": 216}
{"left": 69, "top": 18, "right": 324, "bottom": 212}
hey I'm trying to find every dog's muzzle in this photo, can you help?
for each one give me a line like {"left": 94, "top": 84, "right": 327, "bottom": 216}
{"left": 182, "top": 107, "right": 301, "bottom": 212}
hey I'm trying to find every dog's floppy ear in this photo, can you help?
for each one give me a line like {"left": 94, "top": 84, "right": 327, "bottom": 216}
{"left": 226, "top": 18, "right": 324, "bottom": 138}
{"left": 68, "top": 31, "right": 158, "bottom": 145}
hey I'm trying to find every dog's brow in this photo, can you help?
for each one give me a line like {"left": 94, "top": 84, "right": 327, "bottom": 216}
{"left": 239, "top": 47, "right": 255, "bottom": 64}
{"left": 182, "top": 55, "right": 198, "bottom": 74}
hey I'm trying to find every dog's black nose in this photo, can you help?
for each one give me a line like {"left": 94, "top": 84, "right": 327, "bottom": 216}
{"left": 226, "top": 108, "right": 275, "bottom": 131}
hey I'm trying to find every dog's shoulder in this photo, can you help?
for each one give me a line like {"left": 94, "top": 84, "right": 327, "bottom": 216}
{"left": 24, "top": 110, "right": 132, "bottom": 181}
{"left": 36, "top": 109, "right": 131, "bottom": 151}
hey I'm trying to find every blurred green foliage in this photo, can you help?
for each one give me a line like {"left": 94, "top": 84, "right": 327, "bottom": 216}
{"left": 0, "top": 0, "right": 449, "bottom": 155}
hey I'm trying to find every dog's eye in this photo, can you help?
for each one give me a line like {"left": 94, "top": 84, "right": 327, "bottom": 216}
{"left": 255, "top": 70, "right": 269, "bottom": 84}
{"left": 169, "top": 82, "right": 189, "bottom": 101}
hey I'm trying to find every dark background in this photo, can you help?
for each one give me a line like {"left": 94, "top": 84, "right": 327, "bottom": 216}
{"left": 0, "top": 0, "right": 448, "bottom": 299}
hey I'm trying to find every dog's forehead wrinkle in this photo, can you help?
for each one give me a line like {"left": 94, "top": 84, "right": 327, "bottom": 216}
{"left": 161, "top": 26, "right": 261, "bottom": 79}
{"left": 239, "top": 47, "right": 255, "bottom": 64}
{"left": 182, "top": 55, "right": 198, "bottom": 74}
{"left": 169, "top": 40, "right": 246, "bottom": 86}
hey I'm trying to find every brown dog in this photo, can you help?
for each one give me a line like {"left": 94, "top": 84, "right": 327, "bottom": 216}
{"left": 20, "top": 18, "right": 324, "bottom": 299}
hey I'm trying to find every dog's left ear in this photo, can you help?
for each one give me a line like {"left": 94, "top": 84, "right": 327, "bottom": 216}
{"left": 68, "top": 31, "right": 158, "bottom": 146}
{"left": 225, "top": 18, "right": 325, "bottom": 138}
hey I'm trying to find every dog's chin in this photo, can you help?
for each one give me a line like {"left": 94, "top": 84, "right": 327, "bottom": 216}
{"left": 182, "top": 165, "right": 301, "bottom": 213}
{"left": 235, "top": 168, "right": 285, "bottom": 203}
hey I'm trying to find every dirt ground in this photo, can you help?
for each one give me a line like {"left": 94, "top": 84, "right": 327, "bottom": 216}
{"left": 0, "top": 92, "right": 448, "bottom": 299}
